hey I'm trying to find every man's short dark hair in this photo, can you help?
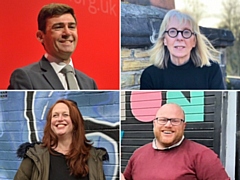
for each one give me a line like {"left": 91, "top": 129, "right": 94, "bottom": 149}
{"left": 37, "top": 3, "right": 77, "bottom": 33}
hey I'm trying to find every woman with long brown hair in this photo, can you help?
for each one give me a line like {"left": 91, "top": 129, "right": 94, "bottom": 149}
{"left": 14, "top": 99, "right": 108, "bottom": 180}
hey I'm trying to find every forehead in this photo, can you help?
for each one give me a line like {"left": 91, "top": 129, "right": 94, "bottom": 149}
{"left": 156, "top": 104, "right": 184, "bottom": 118}
{"left": 46, "top": 13, "right": 76, "bottom": 26}
{"left": 167, "top": 17, "right": 192, "bottom": 30}
{"left": 52, "top": 103, "right": 69, "bottom": 112}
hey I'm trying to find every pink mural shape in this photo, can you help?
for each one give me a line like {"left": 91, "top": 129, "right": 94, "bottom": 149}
{"left": 130, "top": 91, "right": 162, "bottom": 122}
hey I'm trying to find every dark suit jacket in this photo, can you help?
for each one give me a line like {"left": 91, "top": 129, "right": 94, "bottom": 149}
{"left": 8, "top": 56, "right": 97, "bottom": 90}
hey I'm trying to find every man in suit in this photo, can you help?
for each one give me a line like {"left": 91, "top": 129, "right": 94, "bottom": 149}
{"left": 8, "top": 3, "right": 97, "bottom": 90}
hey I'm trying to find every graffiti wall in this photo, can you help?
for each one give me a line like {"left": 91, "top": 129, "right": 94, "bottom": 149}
{"left": 121, "top": 91, "right": 224, "bottom": 171}
{"left": 0, "top": 91, "right": 119, "bottom": 180}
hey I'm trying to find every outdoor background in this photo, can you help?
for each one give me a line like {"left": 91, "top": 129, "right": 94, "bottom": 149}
{"left": 0, "top": 91, "right": 120, "bottom": 180}
{"left": 121, "top": 90, "right": 238, "bottom": 180}
{"left": 175, "top": 0, "right": 240, "bottom": 81}
{"left": 121, "top": 0, "right": 240, "bottom": 89}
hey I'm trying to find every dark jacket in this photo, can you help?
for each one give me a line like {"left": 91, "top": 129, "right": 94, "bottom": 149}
{"left": 8, "top": 56, "right": 98, "bottom": 90}
{"left": 14, "top": 142, "right": 108, "bottom": 180}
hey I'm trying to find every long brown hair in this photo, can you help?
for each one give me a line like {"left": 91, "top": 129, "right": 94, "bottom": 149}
{"left": 42, "top": 99, "right": 92, "bottom": 177}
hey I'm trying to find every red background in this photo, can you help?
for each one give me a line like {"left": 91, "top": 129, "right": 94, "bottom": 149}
{"left": 0, "top": 0, "right": 119, "bottom": 90}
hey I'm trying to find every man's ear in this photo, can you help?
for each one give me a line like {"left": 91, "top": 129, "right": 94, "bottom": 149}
{"left": 36, "top": 30, "right": 44, "bottom": 43}
{"left": 183, "top": 121, "right": 187, "bottom": 129}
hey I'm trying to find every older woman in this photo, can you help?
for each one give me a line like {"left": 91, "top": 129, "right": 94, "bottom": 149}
{"left": 140, "top": 9, "right": 225, "bottom": 89}
{"left": 14, "top": 99, "right": 108, "bottom": 180}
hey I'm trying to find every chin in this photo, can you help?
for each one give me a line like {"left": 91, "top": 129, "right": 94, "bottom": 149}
{"left": 163, "top": 142, "right": 174, "bottom": 147}
{"left": 55, "top": 132, "right": 66, "bottom": 136}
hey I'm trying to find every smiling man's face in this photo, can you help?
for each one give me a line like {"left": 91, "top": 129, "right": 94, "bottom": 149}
{"left": 153, "top": 103, "right": 186, "bottom": 149}
{"left": 37, "top": 13, "right": 78, "bottom": 63}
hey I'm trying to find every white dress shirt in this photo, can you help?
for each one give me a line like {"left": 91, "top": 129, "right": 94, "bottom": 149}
{"left": 45, "top": 53, "right": 79, "bottom": 90}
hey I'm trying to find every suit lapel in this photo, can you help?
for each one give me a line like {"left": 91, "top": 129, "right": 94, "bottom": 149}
{"left": 39, "top": 57, "right": 64, "bottom": 89}
{"left": 75, "top": 70, "right": 83, "bottom": 89}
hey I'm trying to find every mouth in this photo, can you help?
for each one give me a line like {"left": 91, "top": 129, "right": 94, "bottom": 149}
{"left": 174, "top": 46, "right": 185, "bottom": 49}
{"left": 56, "top": 123, "right": 67, "bottom": 128}
{"left": 59, "top": 40, "right": 74, "bottom": 44}
{"left": 162, "top": 130, "right": 174, "bottom": 134}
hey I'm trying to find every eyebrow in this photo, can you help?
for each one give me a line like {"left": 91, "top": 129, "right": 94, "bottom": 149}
{"left": 52, "top": 110, "right": 69, "bottom": 114}
{"left": 52, "top": 22, "right": 77, "bottom": 27}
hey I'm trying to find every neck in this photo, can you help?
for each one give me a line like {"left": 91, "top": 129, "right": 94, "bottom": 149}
{"left": 55, "top": 137, "right": 72, "bottom": 154}
{"left": 155, "top": 136, "right": 184, "bottom": 150}
{"left": 155, "top": 140, "right": 166, "bottom": 149}
{"left": 45, "top": 53, "right": 71, "bottom": 64}
{"left": 170, "top": 56, "right": 190, "bottom": 66}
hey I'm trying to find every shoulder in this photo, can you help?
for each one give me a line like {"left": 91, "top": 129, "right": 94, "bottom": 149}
{"left": 75, "top": 69, "right": 94, "bottom": 80}
{"left": 9, "top": 57, "right": 49, "bottom": 82}
{"left": 14, "top": 56, "right": 51, "bottom": 71}
{"left": 140, "top": 65, "right": 165, "bottom": 89}
{"left": 90, "top": 147, "right": 109, "bottom": 161}
{"left": 199, "top": 60, "right": 222, "bottom": 76}
{"left": 128, "top": 143, "right": 153, "bottom": 164}
{"left": 179, "top": 139, "right": 220, "bottom": 165}
{"left": 21, "top": 57, "right": 48, "bottom": 70}
{"left": 16, "top": 142, "right": 47, "bottom": 159}
{"left": 209, "top": 60, "right": 221, "bottom": 68}
{"left": 182, "top": 139, "right": 206, "bottom": 148}
{"left": 142, "top": 65, "right": 161, "bottom": 73}
{"left": 12, "top": 62, "right": 39, "bottom": 72}
{"left": 182, "top": 140, "right": 229, "bottom": 179}
{"left": 203, "top": 60, "right": 221, "bottom": 70}
{"left": 182, "top": 139, "right": 214, "bottom": 154}
{"left": 132, "top": 143, "right": 152, "bottom": 155}
{"left": 75, "top": 69, "right": 96, "bottom": 84}
{"left": 75, "top": 69, "right": 97, "bottom": 89}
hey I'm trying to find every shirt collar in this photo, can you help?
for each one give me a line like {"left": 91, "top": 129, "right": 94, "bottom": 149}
{"left": 44, "top": 53, "right": 74, "bottom": 73}
{"left": 152, "top": 136, "right": 185, "bottom": 150}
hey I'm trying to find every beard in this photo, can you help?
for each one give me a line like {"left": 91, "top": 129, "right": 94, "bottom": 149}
{"left": 154, "top": 129, "right": 184, "bottom": 148}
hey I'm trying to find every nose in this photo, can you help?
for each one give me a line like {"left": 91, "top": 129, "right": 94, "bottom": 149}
{"left": 164, "top": 120, "right": 172, "bottom": 127}
{"left": 176, "top": 31, "right": 184, "bottom": 40}
{"left": 63, "top": 26, "right": 71, "bottom": 35}
{"left": 58, "top": 115, "right": 64, "bottom": 120}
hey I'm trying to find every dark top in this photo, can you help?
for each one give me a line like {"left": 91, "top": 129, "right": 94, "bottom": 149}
{"left": 140, "top": 59, "right": 225, "bottom": 89}
{"left": 49, "top": 150, "right": 89, "bottom": 180}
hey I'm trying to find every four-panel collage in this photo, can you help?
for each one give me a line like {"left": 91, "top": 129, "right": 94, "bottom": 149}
{"left": 0, "top": 0, "right": 239, "bottom": 179}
